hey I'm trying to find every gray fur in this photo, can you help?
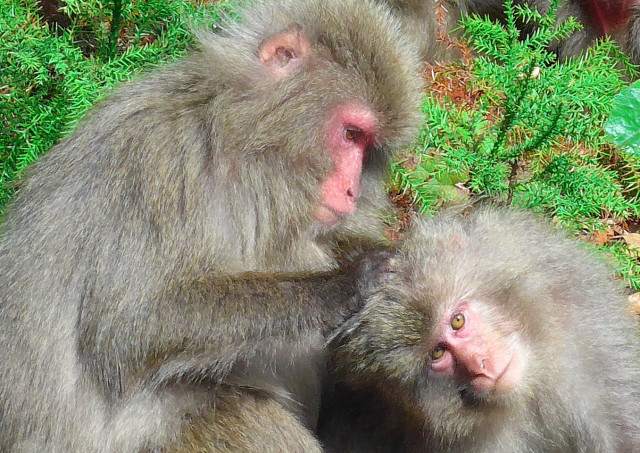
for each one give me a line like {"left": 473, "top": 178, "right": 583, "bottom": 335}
{"left": 0, "top": 0, "right": 423, "bottom": 451}
{"left": 381, "top": 0, "right": 462, "bottom": 60}
{"left": 320, "top": 207, "right": 640, "bottom": 453}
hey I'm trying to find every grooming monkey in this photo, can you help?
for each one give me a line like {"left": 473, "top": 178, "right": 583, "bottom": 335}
{"left": 318, "top": 208, "right": 640, "bottom": 452}
{"left": 0, "top": 0, "right": 423, "bottom": 450}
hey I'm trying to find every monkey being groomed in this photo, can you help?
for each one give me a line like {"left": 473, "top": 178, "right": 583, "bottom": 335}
{"left": 0, "top": 0, "right": 424, "bottom": 451}
{"left": 319, "top": 208, "right": 640, "bottom": 453}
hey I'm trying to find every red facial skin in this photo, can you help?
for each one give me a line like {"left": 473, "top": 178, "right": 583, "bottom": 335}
{"left": 315, "top": 106, "right": 378, "bottom": 226}
{"left": 429, "top": 302, "right": 523, "bottom": 395}
{"left": 257, "top": 24, "right": 378, "bottom": 227}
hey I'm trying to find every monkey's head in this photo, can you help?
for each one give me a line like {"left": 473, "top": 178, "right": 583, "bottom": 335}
{"left": 330, "top": 209, "right": 586, "bottom": 438}
{"left": 194, "top": 0, "right": 423, "bottom": 262}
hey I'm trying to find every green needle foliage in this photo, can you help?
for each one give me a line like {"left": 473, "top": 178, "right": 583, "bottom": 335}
{"left": 1, "top": 0, "right": 242, "bottom": 211}
{"left": 2, "top": 0, "right": 639, "bottom": 288}
{"left": 393, "top": 0, "right": 640, "bottom": 288}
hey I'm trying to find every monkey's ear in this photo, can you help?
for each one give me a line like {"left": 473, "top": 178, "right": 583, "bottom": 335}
{"left": 258, "top": 23, "right": 310, "bottom": 77}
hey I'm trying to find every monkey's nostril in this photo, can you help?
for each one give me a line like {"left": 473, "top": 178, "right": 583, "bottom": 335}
{"left": 347, "top": 189, "right": 354, "bottom": 198}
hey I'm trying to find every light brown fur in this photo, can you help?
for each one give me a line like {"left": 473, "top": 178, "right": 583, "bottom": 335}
{"left": 0, "top": 0, "right": 423, "bottom": 450}
{"left": 320, "top": 208, "right": 640, "bottom": 453}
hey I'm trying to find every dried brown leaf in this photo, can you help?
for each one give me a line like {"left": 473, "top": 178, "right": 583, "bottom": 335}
{"left": 588, "top": 228, "right": 615, "bottom": 246}
{"left": 623, "top": 233, "right": 640, "bottom": 250}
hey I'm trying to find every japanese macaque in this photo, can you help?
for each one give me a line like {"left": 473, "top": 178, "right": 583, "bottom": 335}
{"left": 386, "top": 0, "right": 640, "bottom": 63}
{"left": 0, "top": 0, "right": 423, "bottom": 451}
{"left": 319, "top": 208, "right": 640, "bottom": 452}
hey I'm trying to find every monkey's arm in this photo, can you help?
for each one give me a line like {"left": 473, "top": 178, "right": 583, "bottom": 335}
{"left": 171, "top": 270, "right": 362, "bottom": 339}
{"left": 78, "top": 254, "right": 391, "bottom": 391}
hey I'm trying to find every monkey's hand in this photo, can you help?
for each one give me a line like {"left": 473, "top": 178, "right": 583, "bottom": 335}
{"left": 323, "top": 248, "right": 397, "bottom": 340}
{"left": 351, "top": 248, "right": 398, "bottom": 299}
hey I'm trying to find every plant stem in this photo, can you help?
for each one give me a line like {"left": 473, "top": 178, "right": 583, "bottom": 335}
{"left": 108, "top": 0, "right": 123, "bottom": 59}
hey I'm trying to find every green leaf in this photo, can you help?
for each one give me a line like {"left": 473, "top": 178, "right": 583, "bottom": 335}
{"left": 605, "top": 80, "right": 640, "bottom": 155}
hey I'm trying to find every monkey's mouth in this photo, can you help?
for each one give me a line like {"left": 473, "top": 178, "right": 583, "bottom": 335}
{"left": 315, "top": 205, "right": 346, "bottom": 226}
{"left": 458, "top": 386, "right": 483, "bottom": 407}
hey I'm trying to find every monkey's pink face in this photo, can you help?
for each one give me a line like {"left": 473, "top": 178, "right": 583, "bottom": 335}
{"left": 428, "top": 301, "right": 524, "bottom": 395}
{"left": 256, "top": 21, "right": 382, "bottom": 227}
{"left": 315, "top": 106, "right": 379, "bottom": 226}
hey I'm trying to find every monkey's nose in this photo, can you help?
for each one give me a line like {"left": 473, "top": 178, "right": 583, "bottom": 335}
{"left": 346, "top": 185, "right": 361, "bottom": 200}
{"left": 462, "top": 353, "right": 488, "bottom": 376}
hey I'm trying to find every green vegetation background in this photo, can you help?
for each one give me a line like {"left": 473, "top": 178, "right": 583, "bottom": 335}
{"left": 1, "top": 0, "right": 639, "bottom": 289}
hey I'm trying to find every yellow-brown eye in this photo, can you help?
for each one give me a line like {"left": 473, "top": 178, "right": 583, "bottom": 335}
{"left": 344, "top": 128, "right": 360, "bottom": 141}
{"left": 431, "top": 346, "right": 445, "bottom": 360}
{"left": 451, "top": 313, "right": 465, "bottom": 330}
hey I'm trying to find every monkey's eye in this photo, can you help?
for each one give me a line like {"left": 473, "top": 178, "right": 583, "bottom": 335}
{"left": 344, "top": 127, "right": 362, "bottom": 141}
{"left": 431, "top": 345, "right": 445, "bottom": 360}
{"left": 450, "top": 313, "right": 465, "bottom": 330}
